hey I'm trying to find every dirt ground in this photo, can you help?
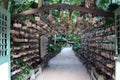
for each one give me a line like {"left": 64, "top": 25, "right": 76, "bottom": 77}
{"left": 36, "top": 47, "right": 91, "bottom": 80}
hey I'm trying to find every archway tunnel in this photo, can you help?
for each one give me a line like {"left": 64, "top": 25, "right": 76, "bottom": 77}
{"left": 0, "top": 0, "right": 120, "bottom": 80}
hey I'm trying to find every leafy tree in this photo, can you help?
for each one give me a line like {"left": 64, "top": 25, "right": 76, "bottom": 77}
{"left": 96, "top": 0, "right": 111, "bottom": 11}
{"left": 49, "top": 0, "right": 82, "bottom": 6}
{"left": 107, "top": 3, "right": 119, "bottom": 12}
{"left": 0, "top": 0, "right": 39, "bottom": 14}
{"left": 96, "top": 0, "right": 120, "bottom": 11}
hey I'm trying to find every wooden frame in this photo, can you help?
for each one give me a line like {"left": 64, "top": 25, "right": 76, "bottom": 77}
{"left": 12, "top": 4, "right": 114, "bottom": 20}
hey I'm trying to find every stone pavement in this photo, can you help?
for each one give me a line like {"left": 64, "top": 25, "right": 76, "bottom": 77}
{"left": 36, "top": 47, "right": 90, "bottom": 80}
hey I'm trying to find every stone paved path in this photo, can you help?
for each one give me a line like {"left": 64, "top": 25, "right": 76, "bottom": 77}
{"left": 36, "top": 47, "right": 91, "bottom": 80}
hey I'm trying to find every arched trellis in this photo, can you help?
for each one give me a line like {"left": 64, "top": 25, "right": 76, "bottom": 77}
{"left": 10, "top": 3, "right": 117, "bottom": 80}
{"left": 12, "top": 4, "right": 114, "bottom": 20}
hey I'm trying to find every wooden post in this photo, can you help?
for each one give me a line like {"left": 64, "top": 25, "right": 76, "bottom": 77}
{"left": 38, "top": 0, "right": 43, "bottom": 7}
{"left": 3, "top": 0, "right": 8, "bottom": 9}
{"left": 54, "top": 34, "right": 56, "bottom": 45}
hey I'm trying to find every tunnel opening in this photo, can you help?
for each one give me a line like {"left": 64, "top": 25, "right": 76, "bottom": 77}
{"left": 11, "top": 6, "right": 116, "bottom": 80}
{"left": 0, "top": 0, "right": 120, "bottom": 80}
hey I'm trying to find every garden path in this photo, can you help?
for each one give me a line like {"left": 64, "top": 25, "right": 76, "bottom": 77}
{"left": 36, "top": 47, "right": 90, "bottom": 80}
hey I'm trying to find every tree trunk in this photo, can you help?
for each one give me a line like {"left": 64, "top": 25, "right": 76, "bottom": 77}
{"left": 38, "top": 0, "right": 43, "bottom": 7}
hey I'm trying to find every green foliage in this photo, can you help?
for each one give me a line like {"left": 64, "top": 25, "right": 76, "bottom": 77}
{"left": 99, "top": 0, "right": 109, "bottom": 6}
{"left": 12, "top": 72, "right": 23, "bottom": 80}
{"left": 30, "top": 1, "right": 38, "bottom": 8}
{"left": 64, "top": 33, "right": 80, "bottom": 51}
{"left": 48, "top": 44, "right": 56, "bottom": 52}
{"left": 96, "top": 0, "right": 111, "bottom": 11}
{"left": 51, "top": 9, "right": 60, "bottom": 22}
{"left": 48, "top": 0, "right": 82, "bottom": 25}
{"left": 12, "top": 59, "right": 31, "bottom": 80}
{"left": 48, "top": 35, "right": 67, "bottom": 53}
{"left": 49, "top": 0, "right": 59, "bottom": 5}
{"left": 105, "top": 18, "right": 114, "bottom": 25}
{"left": 99, "top": 17, "right": 115, "bottom": 27}
{"left": 49, "top": 0, "right": 81, "bottom": 6}
{"left": 71, "top": 10, "right": 79, "bottom": 23}
{"left": 48, "top": 44, "right": 62, "bottom": 53}
{"left": 0, "top": 0, "right": 3, "bottom": 6}
{"left": 0, "top": 0, "right": 38, "bottom": 14}
{"left": 65, "top": 33, "right": 80, "bottom": 46}
{"left": 107, "top": 3, "right": 119, "bottom": 12}
{"left": 22, "top": 66, "right": 31, "bottom": 74}
{"left": 70, "top": 0, "right": 81, "bottom": 5}
{"left": 96, "top": 0, "right": 120, "bottom": 11}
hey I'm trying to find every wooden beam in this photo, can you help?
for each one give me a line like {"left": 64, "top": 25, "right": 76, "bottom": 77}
{"left": 3, "top": 0, "right": 8, "bottom": 9}
{"left": 12, "top": 4, "right": 114, "bottom": 20}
